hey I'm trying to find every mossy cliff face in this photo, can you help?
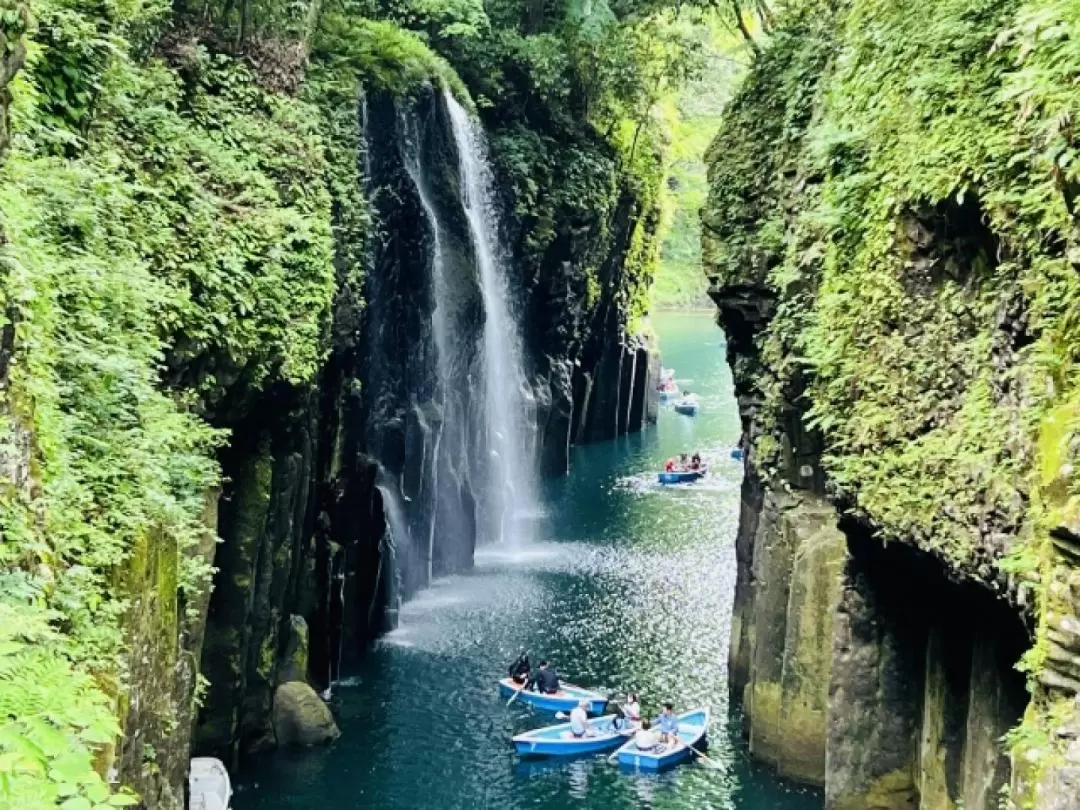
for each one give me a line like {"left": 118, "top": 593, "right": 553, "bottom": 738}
{"left": 704, "top": 0, "right": 1080, "bottom": 805}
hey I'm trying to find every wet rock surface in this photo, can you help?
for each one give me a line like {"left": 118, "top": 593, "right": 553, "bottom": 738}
{"left": 272, "top": 682, "right": 341, "bottom": 747}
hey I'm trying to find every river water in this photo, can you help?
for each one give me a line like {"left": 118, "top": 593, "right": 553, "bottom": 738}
{"left": 235, "top": 311, "right": 824, "bottom": 810}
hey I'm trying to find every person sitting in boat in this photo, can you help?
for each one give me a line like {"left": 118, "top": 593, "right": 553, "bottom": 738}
{"left": 569, "top": 700, "right": 589, "bottom": 738}
{"left": 679, "top": 453, "right": 689, "bottom": 470}
{"left": 658, "top": 703, "right": 679, "bottom": 744}
{"left": 664, "top": 458, "right": 675, "bottom": 472}
{"left": 530, "top": 660, "right": 560, "bottom": 694}
{"left": 508, "top": 650, "right": 530, "bottom": 685}
{"left": 634, "top": 719, "right": 660, "bottom": 751}
{"left": 610, "top": 691, "right": 641, "bottom": 731}
{"left": 690, "top": 452, "right": 701, "bottom": 470}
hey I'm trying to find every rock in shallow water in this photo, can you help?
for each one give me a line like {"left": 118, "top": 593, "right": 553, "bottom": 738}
{"left": 272, "top": 681, "right": 341, "bottom": 747}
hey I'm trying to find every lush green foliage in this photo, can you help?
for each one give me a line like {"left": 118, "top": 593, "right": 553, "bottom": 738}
{"left": 704, "top": 0, "right": 1080, "bottom": 796}
{"left": 0, "top": 0, "right": 351, "bottom": 802}
{"left": 0, "top": 602, "right": 138, "bottom": 808}
{"left": 653, "top": 25, "right": 748, "bottom": 309}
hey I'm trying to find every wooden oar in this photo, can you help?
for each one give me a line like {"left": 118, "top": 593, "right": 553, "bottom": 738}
{"left": 506, "top": 681, "right": 528, "bottom": 706}
{"left": 686, "top": 744, "right": 720, "bottom": 769}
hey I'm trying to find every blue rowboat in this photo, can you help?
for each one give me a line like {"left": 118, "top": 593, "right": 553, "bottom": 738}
{"left": 512, "top": 714, "right": 635, "bottom": 757}
{"left": 615, "top": 708, "right": 710, "bottom": 771}
{"left": 730, "top": 446, "right": 744, "bottom": 461}
{"left": 657, "top": 466, "right": 707, "bottom": 485}
{"left": 498, "top": 678, "right": 608, "bottom": 715}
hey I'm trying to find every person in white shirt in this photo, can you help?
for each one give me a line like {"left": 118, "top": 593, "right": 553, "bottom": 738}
{"left": 634, "top": 719, "right": 659, "bottom": 750}
{"left": 569, "top": 700, "right": 589, "bottom": 738}
{"left": 622, "top": 692, "right": 641, "bottom": 723}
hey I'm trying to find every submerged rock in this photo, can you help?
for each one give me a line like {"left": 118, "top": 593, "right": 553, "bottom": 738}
{"left": 272, "top": 681, "right": 341, "bottom": 747}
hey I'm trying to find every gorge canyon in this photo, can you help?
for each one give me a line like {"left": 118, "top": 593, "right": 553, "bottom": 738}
{"left": 6, "top": 0, "right": 1080, "bottom": 809}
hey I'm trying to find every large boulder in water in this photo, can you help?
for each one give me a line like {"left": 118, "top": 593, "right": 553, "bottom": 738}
{"left": 272, "top": 681, "right": 340, "bottom": 747}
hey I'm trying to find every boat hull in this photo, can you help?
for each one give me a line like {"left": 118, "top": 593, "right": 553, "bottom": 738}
{"left": 498, "top": 678, "right": 608, "bottom": 715}
{"left": 673, "top": 403, "right": 698, "bottom": 416}
{"left": 513, "top": 715, "right": 631, "bottom": 757}
{"left": 616, "top": 708, "right": 710, "bottom": 772}
{"left": 657, "top": 468, "right": 707, "bottom": 485}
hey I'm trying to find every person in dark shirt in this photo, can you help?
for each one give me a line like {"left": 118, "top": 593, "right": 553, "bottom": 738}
{"left": 531, "top": 660, "right": 560, "bottom": 694}
{"left": 508, "top": 650, "right": 530, "bottom": 685}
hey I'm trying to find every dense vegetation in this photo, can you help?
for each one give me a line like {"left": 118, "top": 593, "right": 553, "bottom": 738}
{"left": 703, "top": 0, "right": 1080, "bottom": 800}
{"left": 652, "top": 26, "right": 746, "bottom": 309}
{"left": 0, "top": 0, "right": 764, "bottom": 805}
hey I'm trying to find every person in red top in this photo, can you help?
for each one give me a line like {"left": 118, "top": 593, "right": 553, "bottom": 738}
{"left": 665, "top": 458, "right": 675, "bottom": 472}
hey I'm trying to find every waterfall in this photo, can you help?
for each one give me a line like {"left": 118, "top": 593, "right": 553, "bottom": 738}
{"left": 375, "top": 481, "right": 405, "bottom": 621}
{"left": 361, "top": 90, "right": 537, "bottom": 606}
{"left": 443, "top": 90, "right": 538, "bottom": 546}
{"left": 399, "top": 115, "right": 447, "bottom": 585}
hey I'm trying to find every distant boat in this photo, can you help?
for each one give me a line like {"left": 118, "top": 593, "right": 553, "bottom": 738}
{"left": 614, "top": 707, "right": 710, "bottom": 771}
{"left": 512, "top": 714, "right": 634, "bottom": 757}
{"left": 730, "top": 446, "right": 744, "bottom": 461}
{"left": 658, "top": 466, "right": 707, "bottom": 485}
{"left": 189, "top": 758, "right": 231, "bottom": 810}
{"left": 672, "top": 395, "right": 699, "bottom": 416}
{"left": 498, "top": 678, "right": 609, "bottom": 715}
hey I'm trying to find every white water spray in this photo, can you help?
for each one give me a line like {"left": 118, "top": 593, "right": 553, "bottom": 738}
{"left": 444, "top": 91, "right": 538, "bottom": 546}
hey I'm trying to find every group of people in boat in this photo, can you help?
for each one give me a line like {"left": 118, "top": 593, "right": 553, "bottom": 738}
{"left": 664, "top": 451, "right": 702, "bottom": 472}
{"left": 509, "top": 652, "right": 681, "bottom": 750}
{"left": 508, "top": 651, "right": 561, "bottom": 693}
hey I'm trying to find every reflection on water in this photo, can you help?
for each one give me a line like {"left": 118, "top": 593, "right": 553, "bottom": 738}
{"left": 235, "top": 313, "right": 823, "bottom": 809}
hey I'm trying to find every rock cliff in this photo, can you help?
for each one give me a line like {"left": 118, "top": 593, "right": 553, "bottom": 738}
{"left": 704, "top": 0, "right": 1080, "bottom": 806}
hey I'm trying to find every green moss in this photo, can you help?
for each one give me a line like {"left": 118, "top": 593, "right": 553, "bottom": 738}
{"left": 703, "top": 0, "right": 1080, "bottom": 563}
{"left": 831, "top": 768, "right": 918, "bottom": 810}
{"left": 312, "top": 16, "right": 473, "bottom": 107}
{"left": 704, "top": 0, "right": 1080, "bottom": 795}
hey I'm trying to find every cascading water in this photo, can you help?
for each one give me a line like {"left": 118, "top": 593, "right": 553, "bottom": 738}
{"left": 443, "top": 90, "right": 538, "bottom": 546}
{"left": 374, "top": 480, "right": 406, "bottom": 624}
{"left": 360, "top": 90, "right": 537, "bottom": 609}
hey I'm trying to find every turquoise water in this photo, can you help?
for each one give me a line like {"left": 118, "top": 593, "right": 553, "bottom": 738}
{"left": 235, "top": 311, "right": 823, "bottom": 810}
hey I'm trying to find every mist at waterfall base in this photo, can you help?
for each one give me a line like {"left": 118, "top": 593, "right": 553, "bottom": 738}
{"left": 234, "top": 312, "right": 823, "bottom": 810}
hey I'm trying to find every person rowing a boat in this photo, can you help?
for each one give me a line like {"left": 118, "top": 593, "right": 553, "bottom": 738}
{"left": 529, "top": 660, "right": 560, "bottom": 694}
{"left": 658, "top": 703, "right": 679, "bottom": 745}
{"left": 508, "top": 650, "right": 530, "bottom": 685}
{"left": 691, "top": 452, "right": 701, "bottom": 470}
{"left": 569, "top": 700, "right": 589, "bottom": 738}
{"left": 634, "top": 719, "right": 660, "bottom": 751}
